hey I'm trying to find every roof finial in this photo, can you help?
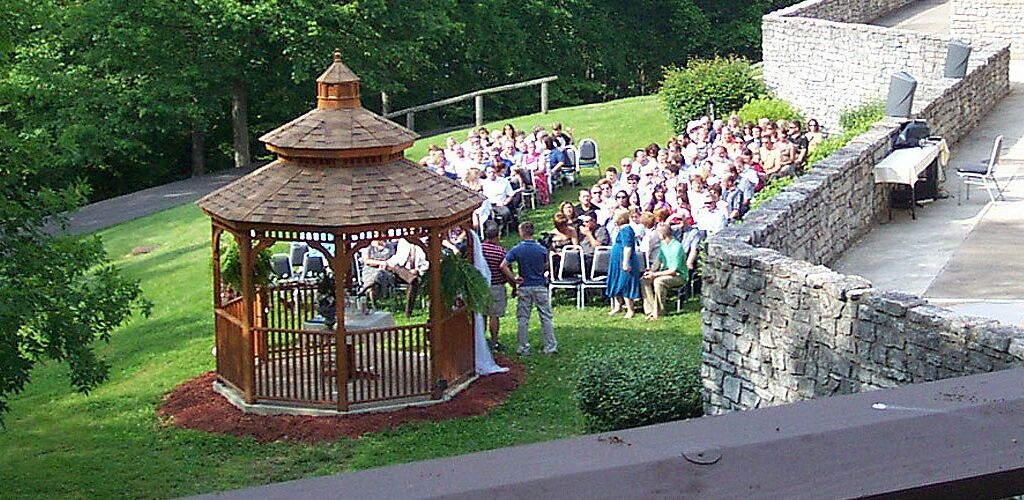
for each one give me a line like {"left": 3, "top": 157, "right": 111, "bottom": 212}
{"left": 333, "top": 49, "right": 341, "bottom": 63}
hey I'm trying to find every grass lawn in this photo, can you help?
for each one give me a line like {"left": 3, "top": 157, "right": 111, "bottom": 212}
{"left": 0, "top": 96, "right": 697, "bottom": 499}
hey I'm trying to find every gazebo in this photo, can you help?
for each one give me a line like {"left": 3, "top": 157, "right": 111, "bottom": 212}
{"left": 197, "top": 51, "right": 485, "bottom": 413}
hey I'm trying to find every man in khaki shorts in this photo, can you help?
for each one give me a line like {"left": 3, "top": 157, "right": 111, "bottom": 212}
{"left": 480, "top": 221, "right": 514, "bottom": 351}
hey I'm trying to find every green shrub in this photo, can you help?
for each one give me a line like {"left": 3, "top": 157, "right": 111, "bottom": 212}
{"left": 575, "top": 342, "right": 702, "bottom": 433}
{"left": 659, "top": 56, "right": 765, "bottom": 133}
{"left": 806, "top": 100, "right": 884, "bottom": 167}
{"left": 219, "top": 240, "right": 273, "bottom": 292}
{"left": 839, "top": 99, "right": 885, "bottom": 131}
{"left": 737, "top": 97, "right": 803, "bottom": 124}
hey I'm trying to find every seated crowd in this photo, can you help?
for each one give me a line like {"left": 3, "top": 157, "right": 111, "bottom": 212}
{"left": 539, "top": 114, "right": 826, "bottom": 319}
{"left": 419, "top": 122, "right": 580, "bottom": 228}
{"left": 370, "top": 115, "right": 826, "bottom": 321}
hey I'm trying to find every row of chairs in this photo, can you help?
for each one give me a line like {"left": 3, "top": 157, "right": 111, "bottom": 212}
{"left": 548, "top": 244, "right": 697, "bottom": 311}
{"left": 270, "top": 243, "right": 327, "bottom": 282}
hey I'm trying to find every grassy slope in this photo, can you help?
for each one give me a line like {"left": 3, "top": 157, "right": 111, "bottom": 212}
{"left": 0, "top": 96, "right": 691, "bottom": 499}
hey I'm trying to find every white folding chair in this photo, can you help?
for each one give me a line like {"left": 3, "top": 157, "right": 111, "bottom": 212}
{"left": 957, "top": 135, "right": 1005, "bottom": 204}
{"left": 580, "top": 246, "right": 611, "bottom": 307}
{"left": 578, "top": 138, "right": 599, "bottom": 168}
{"left": 548, "top": 245, "right": 584, "bottom": 308}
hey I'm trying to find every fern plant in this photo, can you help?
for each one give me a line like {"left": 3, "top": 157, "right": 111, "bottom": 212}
{"left": 437, "top": 252, "right": 494, "bottom": 315}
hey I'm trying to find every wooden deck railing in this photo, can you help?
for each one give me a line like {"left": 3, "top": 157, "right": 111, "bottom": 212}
{"left": 254, "top": 326, "right": 337, "bottom": 405}
{"left": 383, "top": 76, "right": 557, "bottom": 132}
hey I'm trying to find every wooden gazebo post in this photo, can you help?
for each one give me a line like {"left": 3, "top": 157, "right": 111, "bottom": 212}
{"left": 427, "top": 226, "right": 444, "bottom": 396}
{"left": 331, "top": 233, "right": 350, "bottom": 411}
{"left": 237, "top": 230, "right": 256, "bottom": 403}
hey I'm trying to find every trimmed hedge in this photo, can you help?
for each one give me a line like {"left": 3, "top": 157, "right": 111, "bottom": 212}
{"left": 737, "top": 97, "right": 804, "bottom": 124}
{"left": 659, "top": 56, "right": 764, "bottom": 133}
{"left": 575, "top": 342, "right": 702, "bottom": 433}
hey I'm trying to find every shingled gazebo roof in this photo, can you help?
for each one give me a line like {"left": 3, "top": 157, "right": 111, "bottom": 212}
{"left": 198, "top": 52, "right": 484, "bottom": 231}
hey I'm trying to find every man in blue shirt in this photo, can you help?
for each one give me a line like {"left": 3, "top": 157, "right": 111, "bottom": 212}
{"left": 500, "top": 221, "right": 558, "bottom": 356}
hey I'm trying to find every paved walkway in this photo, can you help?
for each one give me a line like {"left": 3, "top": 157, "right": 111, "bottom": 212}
{"left": 835, "top": 45, "right": 1024, "bottom": 326}
{"left": 61, "top": 165, "right": 258, "bottom": 235}
{"left": 871, "top": 0, "right": 950, "bottom": 35}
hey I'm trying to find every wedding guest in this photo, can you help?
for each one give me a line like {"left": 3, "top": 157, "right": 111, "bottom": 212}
{"left": 605, "top": 209, "right": 641, "bottom": 319}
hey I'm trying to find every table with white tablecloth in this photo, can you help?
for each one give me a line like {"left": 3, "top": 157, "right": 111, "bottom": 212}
{"left": 303, "top": 311, "right": 396, "bottom": 378}
{"left": 873, "top": 141, "right": 944, "bottom": 220}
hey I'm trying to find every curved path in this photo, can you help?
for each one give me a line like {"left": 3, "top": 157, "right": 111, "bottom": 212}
{"left": 60, "top": 165, "right": 258, "bottom": 235}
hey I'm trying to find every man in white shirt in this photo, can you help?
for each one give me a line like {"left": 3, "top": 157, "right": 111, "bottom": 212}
{"left": 386, "top": 238, "right": 430, "bottom": 317}
{"left": 614, "top": 158, "right": 635, "bottom": 194}
{"left": 481, "top": 166, "right": 516, "bottom": 221}
{"left": 449, "top": 146, "right": 476, "bottom": 180}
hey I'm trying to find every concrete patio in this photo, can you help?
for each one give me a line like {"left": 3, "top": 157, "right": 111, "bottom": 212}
{"left": 835, "top": 4, "right": 1024, "bottom": 325}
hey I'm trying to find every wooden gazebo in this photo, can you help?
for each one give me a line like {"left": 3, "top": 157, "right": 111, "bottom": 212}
{"left": 197, "top": 51, "right": 485, "bottom": 413}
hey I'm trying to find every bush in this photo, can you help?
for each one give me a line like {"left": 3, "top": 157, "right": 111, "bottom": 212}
{"left": 806, "top": 100, "right": 885, "bottom": 167}
{"left": 575, "top": 342, "right": 702, "bottom": 433}
{"left": 659, "top": 56, "right": 765, "bottom": 133}
{"left": 737, "top": 97, "right": 804, "bottom": 124}
{"left": 219, "top": 241, "right": 273, "bottom": 292}
{"left": 839, "top": 99, "right": 885, "bottom": 132}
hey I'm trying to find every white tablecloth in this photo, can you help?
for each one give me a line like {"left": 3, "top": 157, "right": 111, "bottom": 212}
{"left": 873, "top": 144, "right": 940, "bottom": 187}
{"left": 303, "top": 311, "right": 395, "bottom": 332}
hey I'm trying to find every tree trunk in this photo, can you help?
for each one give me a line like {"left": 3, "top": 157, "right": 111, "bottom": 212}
{"left": 190, "top": 122, "right": 206, "bottom": 177}
{"left": 231, "top": 83, "right": 251, "bottom": 169}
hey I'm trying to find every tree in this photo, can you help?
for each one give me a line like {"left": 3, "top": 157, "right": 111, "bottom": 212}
{"left": 0, "top": 126, "right": 149, "bottom": 425}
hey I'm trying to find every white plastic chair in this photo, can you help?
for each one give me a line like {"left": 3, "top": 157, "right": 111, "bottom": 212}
{"left": 580, "top": 245, "right": 611, "bottom": 308}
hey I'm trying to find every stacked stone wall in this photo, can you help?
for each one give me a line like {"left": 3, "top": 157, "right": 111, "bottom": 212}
{"left": 774, "top": 0, "right": 916, "bottom": 25}
{"left": 952, "top": 0, "right": 1024, "bottom": 58}
{"left": 703, "top": 4, "right": 1016, "bottom": 414}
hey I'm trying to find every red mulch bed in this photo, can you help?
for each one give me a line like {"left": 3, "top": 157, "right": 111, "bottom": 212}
{"left": 157, "top": 355, "right": 524, "bottom": 443}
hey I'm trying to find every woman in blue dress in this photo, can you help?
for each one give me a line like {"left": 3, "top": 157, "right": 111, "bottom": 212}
{"left": 605, "top": 208, "right": 642, "bottom": 318}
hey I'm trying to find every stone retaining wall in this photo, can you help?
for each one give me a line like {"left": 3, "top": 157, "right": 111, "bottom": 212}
{"left": 701, "top": 239, "right": 1024, "bottom": 411}
{"left": 702, "top": 2, "right": 1016, "bottom": 414}
{"left": 952, "top": 0, "right": 1024, "bottom": 58}
{"left": 773, "top": 0, "right": 916, "bottom": 23}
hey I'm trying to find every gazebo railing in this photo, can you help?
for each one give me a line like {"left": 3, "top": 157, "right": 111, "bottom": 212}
{"left": 347, "top": 323, "right": 432, "bottom": 404}
{"left": 215, "top": 296, "right": 247, "bottom": 392}
{"left": 254, "top": 326, "right": 337, "bottom": 405}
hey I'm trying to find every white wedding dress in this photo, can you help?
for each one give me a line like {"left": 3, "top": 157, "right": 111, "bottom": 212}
{"left": 471, "top": 232, "right": 509, "bottom": 376}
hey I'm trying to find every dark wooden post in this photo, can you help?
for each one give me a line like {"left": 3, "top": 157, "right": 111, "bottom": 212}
{"left": 211, "top": 224, "right": 224, "bottom": 308}
{"left": 427, "top": 226, "right": 444, "bottom": 395}
{"left": 238, "top": 229, "right": 256, "bottom": 403}
{"left": 333, "top": 233, "right": 350, "bottom": 411}
{"left": 211, "top": 223, "right": 224, "bottom": 376}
